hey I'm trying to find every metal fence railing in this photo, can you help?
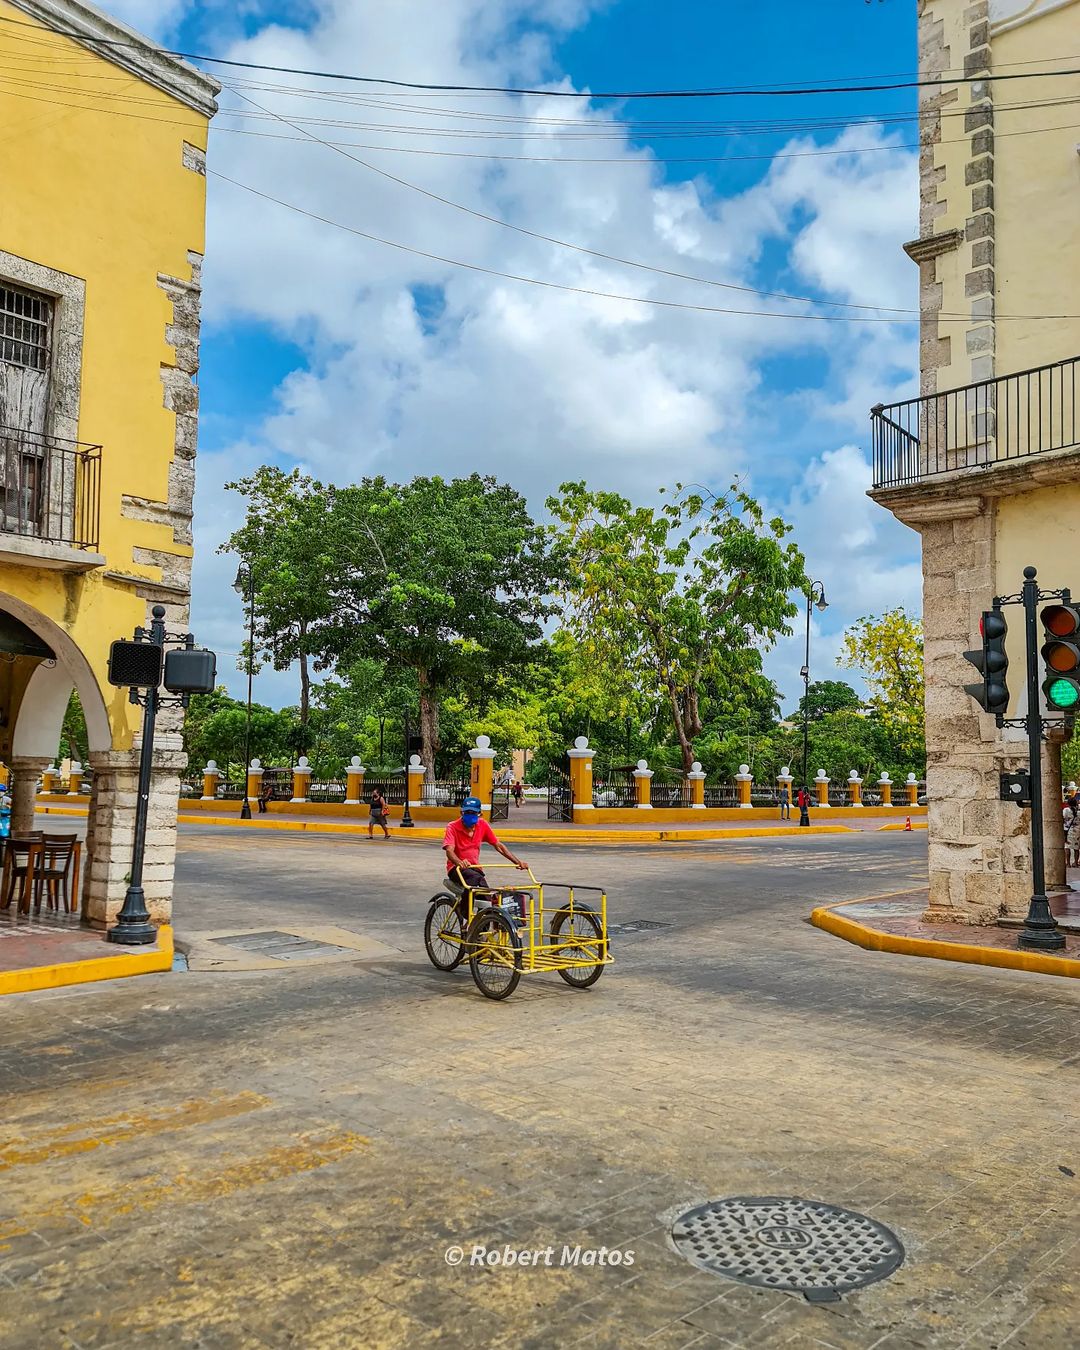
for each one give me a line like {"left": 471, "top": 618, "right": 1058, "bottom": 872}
{"left": 0, "top": 425, "right": 102, "bottom": 550}
{"left": 592, "top": 766, "right": 637, "bottom": 808}
{"left": 872, "top": 354, "right": 1080, "bottom": 488}
{"left": 652, "top": 779, "right": 689, "bottom": 808}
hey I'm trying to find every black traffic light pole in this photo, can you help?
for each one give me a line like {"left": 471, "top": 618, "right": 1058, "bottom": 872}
{"left": 1016, "top": 567, "right": 1065, "bottom": 951}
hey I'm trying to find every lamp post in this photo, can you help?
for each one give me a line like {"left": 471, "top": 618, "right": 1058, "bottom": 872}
{"left": 400, "top": 708, "right": 415, "bottom": 829}
{"left": 232, "top": 565, "right": 255, "bottom": 821}
{"left": 800, "top": 579, "right": 828, "bottom": 824}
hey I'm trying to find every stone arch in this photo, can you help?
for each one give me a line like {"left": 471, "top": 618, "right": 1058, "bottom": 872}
{"left": 0, "top": 590, "right": 111, "bottom": 757}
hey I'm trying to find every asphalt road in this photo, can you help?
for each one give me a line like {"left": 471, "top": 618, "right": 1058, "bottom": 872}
{"left": 2, "top": 828, "right": 1078, "bottom": 1349}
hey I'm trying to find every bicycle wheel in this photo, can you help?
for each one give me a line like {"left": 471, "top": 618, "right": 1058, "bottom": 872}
{"left": 424, "top": 894, "right": 466, "bottom": 971}
{"left": 549, "top": 906, "right": 606, "bottom": 988}
{"left": 467, "top": 908, "right": 522, "bottom": 1000}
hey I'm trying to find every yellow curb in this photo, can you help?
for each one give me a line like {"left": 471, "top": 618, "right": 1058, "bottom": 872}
{"left": 34, "top": 804, "right": 921, "bottom": 844}
{"left": 0, "top": 925, "right": 174, "bottom": 997}
{"left": 810, "top": 903, "right": 1080, "bottom": 979}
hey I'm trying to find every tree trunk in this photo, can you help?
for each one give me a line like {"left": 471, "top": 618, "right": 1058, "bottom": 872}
{"left": 667, "top": 681, "right": 695, "bottom": 773}
{"left": 418, "top": 669, "right": 439, "bottom": 783}
{"left": 298, "top": 646, "right": 311, "bottom": 753}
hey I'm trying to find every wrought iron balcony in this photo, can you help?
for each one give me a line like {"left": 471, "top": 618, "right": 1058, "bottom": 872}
{"left": 0, "top": 426, "right": 101, "bottom": 551}
{"left": 871, "top": 355, "right": 1080, "bottom": 489}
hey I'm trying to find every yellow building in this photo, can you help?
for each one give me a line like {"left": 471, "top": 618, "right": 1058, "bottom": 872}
{"left": 870, "top": 0, "right": 1080, "bottom": 923}
{"left": 0, "top": 0, "right": 217, "bottom": 925}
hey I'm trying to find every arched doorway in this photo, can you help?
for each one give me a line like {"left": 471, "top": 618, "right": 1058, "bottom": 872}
{"left": 0, "top": 591, "right": 112, "bottom": 919}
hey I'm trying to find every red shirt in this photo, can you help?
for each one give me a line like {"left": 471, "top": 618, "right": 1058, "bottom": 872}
{"left": 443, "top": 817, "right": 497, "bottom": 871}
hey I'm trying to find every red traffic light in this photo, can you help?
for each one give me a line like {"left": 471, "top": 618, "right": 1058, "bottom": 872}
{"left": 1041, "top": 605, "right": 1080, "bottom": 638}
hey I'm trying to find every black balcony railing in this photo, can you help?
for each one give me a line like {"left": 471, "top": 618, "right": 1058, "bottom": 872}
{"left": 0, "top": 426, "right": 101, "bottom": 550}
{"left": 871, "top": 356, "right": 1080, "bottom": 489}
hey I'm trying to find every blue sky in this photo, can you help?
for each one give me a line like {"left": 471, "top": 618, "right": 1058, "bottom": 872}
{"left": 111, "top": 0, "right": 925, "bottom": 714}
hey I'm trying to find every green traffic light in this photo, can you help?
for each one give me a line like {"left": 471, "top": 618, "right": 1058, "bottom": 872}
{"left": 1047, "top": 678, "right": 1080, "bottom": 709}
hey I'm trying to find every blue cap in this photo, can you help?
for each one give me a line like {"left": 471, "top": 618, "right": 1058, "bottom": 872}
{"left": 461, "top": 796, "right": 482, "bottom": 822}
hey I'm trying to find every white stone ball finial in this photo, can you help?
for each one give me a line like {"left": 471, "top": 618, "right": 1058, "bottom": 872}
{"left": 350, "top": 755, "right": 363, "bottom": 769}
{"left": 475, "top": 734, "right": 491, "bottom": 750}
{"left": 738, "top": 763, "right": 749, "bottom": 776}
{"left": 636, "top": 759, "right": 648, "bottom": 772}
{"left": 574, "top": 735, "right": 589, "bottom": 751}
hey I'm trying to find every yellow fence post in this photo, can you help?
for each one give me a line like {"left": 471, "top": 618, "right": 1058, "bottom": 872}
{"left": 686, "top": 760, "right": 706, "bottom": 808}
{"left": 407, "top": 754, "right": 426, "bottom": 807}
{"left": 246, "top": 758, "right": 263, "bottom": 807}
{"left": 878, "top": 773, "right": 892, "bottom": 806}
{"left": 41, "top": 765, "right": 59, "bottom": 794}
{"left": 777, "top": 767, "right": 793, "bottom": 809}
{"left": 202, "top": 760, "right": 220, "bottom": 800}
{"left": 291, "top": 755, "right": 312, "bottom": 802}
{"left": 735, "top": 763, "right": 753, "bottom": 808}
{"left": 68, "top": 761, "right": 83, "bottom": 795}
{"left": 906, "top": 773, "right": 920, "bottom": 807}
{"left": 814, "top": 770, "right": 830, "bottom": 809}
{"left": 633, "top": 758, "right": 653, "bottom": 808}
{"left": 847, "top": 770, "right": 863, "bottom": 807}
{"left": 568, "top": 736, "right": 595, "bottom": 818}
{"left": 469, "top": 734, "right": 496, "bottom": 815}
{"left": 345, "top": 756, "right": 366, "bottom": 804}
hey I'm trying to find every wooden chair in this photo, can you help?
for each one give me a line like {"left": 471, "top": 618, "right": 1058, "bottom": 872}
{"left": 1, "top": 835, "right": 44, "bottom": 915}
{"left": 36, "top": 834, "right": 79, "bottom": 914}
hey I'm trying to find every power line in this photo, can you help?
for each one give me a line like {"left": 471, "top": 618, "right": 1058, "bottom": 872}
{"left": 1, "top": 9, "right": 1080, "bottom": 100}
{"left": 207, "top": 168, "right": 1080, "bottom": 325}
{"left": 8, "top": 68, "right": 1077, "bottom": 170}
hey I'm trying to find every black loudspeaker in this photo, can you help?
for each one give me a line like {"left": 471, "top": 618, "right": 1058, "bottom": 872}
{"left": 164, "top": 648, "right": 217, "bottom": 695}
{"left": 108, "top": 640, "right": 163, "bottom": 689}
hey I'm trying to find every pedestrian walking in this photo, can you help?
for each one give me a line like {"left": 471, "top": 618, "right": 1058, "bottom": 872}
{"left": 511, "top": 780, "right": 525, "bottom": 809}
{"left": 779, "top": 788, "right": 791, "bottom": 821}
{"left": 1065, "top": 796, "right": 1080, "bottom": 869}
{"left": 368, "top": 787, "right": 391, "bottom": 839}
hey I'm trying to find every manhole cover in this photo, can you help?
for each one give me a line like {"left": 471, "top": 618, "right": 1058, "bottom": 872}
{"left": 607, "top": 920, "right": 672, "bottom": 934}
{"left": 209, "top": 931, "right": 351, "bottom": 961}
{"left": 671, "top": 1197, "right": 903, "bottom": 1302}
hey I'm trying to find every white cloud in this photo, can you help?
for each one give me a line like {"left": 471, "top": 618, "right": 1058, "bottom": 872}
{"left": 187, "top": 0, "right": 923, "bottom": 708}
{"left": 104, "top": 0, "right": 192, "bottom": 41}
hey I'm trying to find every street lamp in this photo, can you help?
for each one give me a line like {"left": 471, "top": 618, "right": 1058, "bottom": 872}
{"left": 232, "top": 564, "right": 255, "bottom": 821}
{"left": 400, "top": 707, "right": 415, "bottom": 829}
{"left": 800, "top": 580, "right": 828, "bottom": 824}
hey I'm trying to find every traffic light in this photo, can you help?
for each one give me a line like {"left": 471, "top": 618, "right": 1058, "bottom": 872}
{"left": 963, "top": 609, "right": 1010, "bottom": 714}
{"left": 1040, "top": 604, "right": 1080, "bottom": 712}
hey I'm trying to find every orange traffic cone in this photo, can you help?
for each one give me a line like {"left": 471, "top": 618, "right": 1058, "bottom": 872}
{"left": 904, "top": 816, "right": 912, "bottom": 832}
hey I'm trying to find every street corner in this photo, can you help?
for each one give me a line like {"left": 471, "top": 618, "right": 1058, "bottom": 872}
{"left": 811, "top": 890, "right": 1080, "bottom": 980}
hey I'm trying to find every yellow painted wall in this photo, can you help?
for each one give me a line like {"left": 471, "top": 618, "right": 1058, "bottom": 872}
{"left": 929, "top": 0, "right": 1080, "bottom": 394}
{"left": 0, "top": 3, "right": 211, "bottom": 749}
{"left": 992, "top": 6, "right": 1080, "bottom": 375}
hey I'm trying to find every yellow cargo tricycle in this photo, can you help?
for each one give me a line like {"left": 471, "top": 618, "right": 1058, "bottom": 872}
{"left": 423, "top": 864, "right": 612, "bottom": 1000}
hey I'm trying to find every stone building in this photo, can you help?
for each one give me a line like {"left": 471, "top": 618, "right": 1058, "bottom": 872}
{"left": 870, "top": 0, "right": 1080, "bottom": 922}
{"left": 0, "top": 0, "right": 217, "bottom": 925}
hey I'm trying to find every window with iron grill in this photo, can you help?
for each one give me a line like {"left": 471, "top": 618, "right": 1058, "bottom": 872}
{"left": 0, "top": 284, "right": 52, "bottom": 372}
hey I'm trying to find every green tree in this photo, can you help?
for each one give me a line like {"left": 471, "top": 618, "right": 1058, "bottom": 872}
{"left": 58, "top": 690, "right": 87, "bottom": 764}
{"left": 182, "top": 686, "right": 297, "bottom": 778}
{"left": 838, "top": 608, "right": 924, "bottom": 760}
{"left": 315, "top": 474, "right": 553, "bottom": 775}
{"left": 222, "top": 467, "right": 337, "bottom": 744}
{"left": 548, "top": 481, "right": 806, "bottom": 772}
{"left": 796, "top": 679, "right": 862, "bottom": 722}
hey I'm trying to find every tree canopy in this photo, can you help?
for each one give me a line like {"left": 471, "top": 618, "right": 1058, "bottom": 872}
{"left": 547, "top": 481, "right": 806, "bottom": 771}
